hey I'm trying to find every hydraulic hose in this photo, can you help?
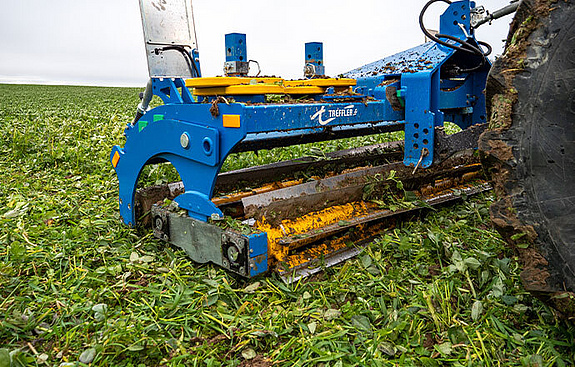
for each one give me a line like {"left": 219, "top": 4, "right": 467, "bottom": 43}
{"left": 133, "top": 79, "right": 153, "bottom": 124}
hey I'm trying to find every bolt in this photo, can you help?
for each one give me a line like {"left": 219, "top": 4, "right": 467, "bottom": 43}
{"left": 222, "top": 259, "right": 229, "bottom": 268}
{"left": 239, "top": 266, "right": 245, "bottom": 275}
{"left": 228, "top": 246, "right": 239, "bottom": 262}
{"left": 155, "top": 217, "right": 163, "bottom": 230}
{"left": 180, "top": 132, "right": 190, "bottom": 149}
{"left": 250, "top": 249, "right": 254, "bottom": 254}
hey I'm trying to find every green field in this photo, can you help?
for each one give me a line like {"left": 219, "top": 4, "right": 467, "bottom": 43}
{"left": 0, "top": 84, "right": 573, "bottom": 366}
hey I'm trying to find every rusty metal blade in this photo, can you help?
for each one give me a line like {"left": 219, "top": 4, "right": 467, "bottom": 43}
{"left": 278, "top": 181, "right": 491, "bottom": 283}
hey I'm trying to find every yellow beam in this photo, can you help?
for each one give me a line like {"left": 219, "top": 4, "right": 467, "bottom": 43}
{"left": 283, "top": 78, "right": 357, "bottom": 87}
{"left": 185, "top": 77, "right": 283, "bottom": 88}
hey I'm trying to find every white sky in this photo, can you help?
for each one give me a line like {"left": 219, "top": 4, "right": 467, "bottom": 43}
{"left": 0, "top": 0, "right": 514, "bottom": 87}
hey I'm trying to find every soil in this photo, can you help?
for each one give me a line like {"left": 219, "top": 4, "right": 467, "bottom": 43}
{"left": 238, "top": 355, "right": 273, "bottom": 367}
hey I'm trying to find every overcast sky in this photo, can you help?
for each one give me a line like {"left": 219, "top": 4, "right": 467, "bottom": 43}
{"left": 0, "top": 0, "right": 514, "bottom": 87}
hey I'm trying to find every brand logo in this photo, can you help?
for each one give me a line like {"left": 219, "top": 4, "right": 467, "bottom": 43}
{"left": 311, "top": 105, "right": 358, "bottom": 126}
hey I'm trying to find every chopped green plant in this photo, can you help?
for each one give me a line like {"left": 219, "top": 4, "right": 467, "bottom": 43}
{"left": 0, "top": 84, "right": 573, "bottom": 366}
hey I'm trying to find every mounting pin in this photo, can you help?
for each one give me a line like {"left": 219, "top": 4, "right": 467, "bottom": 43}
{"left": 180, "top": 132, "right": 190, "bottom": 149}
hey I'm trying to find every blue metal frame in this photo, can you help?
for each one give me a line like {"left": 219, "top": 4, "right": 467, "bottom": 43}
{"left": 225, "top": 33, "right": 247, "bottom": 62}
{"left": 305, "top": 42, "right": 325, "bottom": 76}
{"left": 112, "top": 0, "right": 489, "bottom": 276}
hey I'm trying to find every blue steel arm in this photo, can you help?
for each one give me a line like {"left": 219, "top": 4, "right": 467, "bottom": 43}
{"left": 111, "top": 100, "right": 248, "bottom": 225}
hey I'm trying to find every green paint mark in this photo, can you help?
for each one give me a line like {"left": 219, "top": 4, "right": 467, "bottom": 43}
{"left": 153, "top": 114, "right": 164, "bottom": 122}
{"left": 138, "top": 120, "right": 148, "bottom": 132}
{"left": 396, "top": 90, "right": 405, "bottom": 108}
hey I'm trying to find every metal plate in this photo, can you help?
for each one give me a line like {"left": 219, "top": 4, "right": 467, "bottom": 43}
{"left": 279, "top": 246, "right": 363, "bottom": 283}
{"left": 139, "top": 0, "right": 198, "bottom": 78}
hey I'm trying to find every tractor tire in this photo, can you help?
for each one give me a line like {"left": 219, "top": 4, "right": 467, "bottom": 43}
{"left": 479, "top": 0, "right": 575, "bottom": 318}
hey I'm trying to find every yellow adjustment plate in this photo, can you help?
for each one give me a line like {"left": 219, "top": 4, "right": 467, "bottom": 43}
{"left": 284, "top": 78, "right": 357, "bottom": 87}
{"left": 186, "top": 77, "right": 283, "bottom": 88}
{"left": 193, "top": 84, "right": 327, "bottom": 96}
{"left": 283, "top": 86, "right": 326, "bottom": 94}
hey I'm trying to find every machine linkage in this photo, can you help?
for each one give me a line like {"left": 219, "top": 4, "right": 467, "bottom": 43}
{"left": 112, "top": 0, "right": 496, "bottom": 281}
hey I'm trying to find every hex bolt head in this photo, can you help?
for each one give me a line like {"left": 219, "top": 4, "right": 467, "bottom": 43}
{"left": 180, "top": 132, "right": 190, "bottom": 149}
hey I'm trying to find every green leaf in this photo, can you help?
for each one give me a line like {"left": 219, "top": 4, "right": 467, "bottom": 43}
{"left": 0, "top": 349, "right": 10, "bottom": 367}
{"left": 491, "top": 277, "right": 505, "bottom": 298}
{"left": 435, "top": 342, "right": 452, "bottom": 356}
{"left": 308, "top": 321, "right": 317, "bottom": 334}
{"left": 9, "top": 242, "right": 26, "bottom": 260}
{"left": 129, "top": 252, "right": 140, "bottom": 263}
{"left": 244, "top": 281, "right": 261, "bottom": 293}
{"left": 360, "top": 254, "right": 372, "bottom": 268}
{"left": 451, "top": 250, "right": 463, "bottom": 263}
{"left": 2, "top": 203, "right": 29, "bottom": 218}
{"left": 378, "top": 342, "right": 397, "bottom": 356}
{"left": 404, "top": 191, "right": 418, "bottom": 202}
{"left": 464, "top": 257, "right": 481, "bottom": 270}
{"left": 324, "top": 309, "right": 342, "bottom": 321}
{"left": 471, "top": 300, "right": 483, "bottom": 321}
{"left": 502, "top": 295, "right": 518, "bottom": 305}
{"left": 525, "top": 354, "right": 544, "bottom": 367}
{"left": 241, "top": 348, "right": 256, "bottom": 360}
{"left": 203, "top": 294, "right": 218, "bottom": 307}
{"left": 79, "top": 348, "right": 97, "bottom": 364}
{"left": 139, "top": 255, "right": 154, "bottom": 263}
{"left": 510, "top": 232, "right": 527, "bottom": 241}
{"left": 420, "top": 357, "right": 440, "bottom": 367}
{"left": 92, "top": 303, "right": 108, "bottom": 314}
{"left": 127, "top": 344, "right": 145, "bottom": 352}
{"left": 351, "top": 315, "right": 372, "bottom": 335}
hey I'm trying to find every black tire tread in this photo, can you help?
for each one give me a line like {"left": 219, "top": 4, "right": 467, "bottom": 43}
{"left": 479, "top": 0, "right": 575, "bottom": 317}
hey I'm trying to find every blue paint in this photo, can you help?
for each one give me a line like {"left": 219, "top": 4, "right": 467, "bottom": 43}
{"left": 248, "top": 232, "right": 268, "bottom": 257}
{"left": 250, "top": 254, "right": 268, "bottom": 277}
{"left": 305, "top": 42, "right": 325, "bottom": 76}
{"left": 225, "top": 33, "right": 247, "bottom": 62}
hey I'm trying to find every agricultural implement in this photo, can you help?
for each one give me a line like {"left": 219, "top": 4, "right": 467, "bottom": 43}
{"left": 110, "top": 0, "right": 574, "bottom": 313}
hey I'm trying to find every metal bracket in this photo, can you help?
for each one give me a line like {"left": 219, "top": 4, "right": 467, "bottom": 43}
{"left": 402, "top": 71, "right": 442, "bottom": 168}
{"left": 151, "top": 78, "right": 195, "bottom": 105}
{"left": 151, "top": 205, "right": 268, "bottom": 277}
{"left": 304, "top": 42, "right": 325, "bottom": 78}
